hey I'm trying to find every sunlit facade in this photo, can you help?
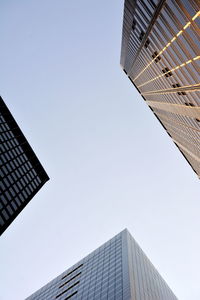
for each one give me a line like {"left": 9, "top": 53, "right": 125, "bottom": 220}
{"left": 0, "top": 96, "right": 49, "bottom": 235}
{"left": 121, "top": 0, "right": 200, "bottom": 177}
{"left": 26, "top": 229, "right": 177, "bottom": 300}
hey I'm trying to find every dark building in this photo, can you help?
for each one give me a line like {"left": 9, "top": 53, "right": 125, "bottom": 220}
{"left": 120, "top": 0, "right": 200, "bottom": 177}
{"left": 26, "top": 229, "right": 177, "bottom": 300}
{"left": 0, "top": 96, "right": 49, "bottom": 235}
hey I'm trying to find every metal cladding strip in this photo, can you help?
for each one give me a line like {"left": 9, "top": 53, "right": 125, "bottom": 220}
{"left": 120, "top": 0, "right": 137, "bottom": 68}
{"left": 146, "top": 100, "right": 200, "bottom": 118}
{"left": 162, "top": 121, "right": 200, "bottom": 146}
{"left": 155, "top": 112, "right": 200, "bottom": 132}
{"left": 173, "top": 139, "right": 200, "bottom": 163}
{"left": 132, "top": 10, "right": 200, "bottom": 82}
{"left": 175, "top": 0, "right": 200, "bottom": 36}
{"left": 142, "top": 83, "right": 200, "bottom": 95}
{"left": 138, "top": 56, "right": 200, "bottom": 88}
{"left": 127, "top": 0, "right": 167, "bottom": 76}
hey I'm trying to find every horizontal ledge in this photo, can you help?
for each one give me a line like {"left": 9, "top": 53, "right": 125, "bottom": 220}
{"left": 147, "top": 101, "right": 200, "bottom": 118}
{"left": 173, "top": 139, "right": 200, "bottom": 164}
{"left": 155, "top": 112, "right": 200, "bottom": 132}
{"left": 142, "top": 83, "right": 200, "bottom": 95}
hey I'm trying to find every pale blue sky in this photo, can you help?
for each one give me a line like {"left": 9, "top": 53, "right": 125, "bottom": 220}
{"left": 0, "top": 1, "right": 200, "bottom": 299}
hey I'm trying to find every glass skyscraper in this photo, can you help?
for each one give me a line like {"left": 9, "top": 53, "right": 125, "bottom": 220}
{"left": 120, "top": 0, "right": 200, "bottom": 177}
{"left": 26, "top": 229, "right": 177, "bottom": 300}
{"left": 0, "top": 96, "right": 49, "bottom": 235}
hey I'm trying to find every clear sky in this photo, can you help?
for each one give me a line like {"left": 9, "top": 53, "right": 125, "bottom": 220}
{"left": 0, "top": 1, "right": 200, "bottom": 299}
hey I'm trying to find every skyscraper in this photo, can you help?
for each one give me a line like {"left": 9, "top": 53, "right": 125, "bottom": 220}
{"left": 120, "top": 0, "right": 200, "bottom": 177}
{"left": 0, "top": 96, "right": 49, "bottom": 235}
{"left": 26, "top": 229, "right": 177, "bottom": 300}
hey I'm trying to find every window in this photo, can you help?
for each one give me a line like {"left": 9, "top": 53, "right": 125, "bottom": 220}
{"left": 144, "top": 39, "right": 150, "bottom": 48}
{"left": 139, "top": 30, "right": 144, "bottom": 41}
{"left": 152, "top": 51, "right": 161, "bottom": 62}
{"left": 63, "top": 291, "right": 78, "bottom": 300}
{"left": 172, "top": 83, "right": 186, "bottom": 95}
{"left": 132, "top": 19, "right": 136, "bottom": 31}
{"left": 56, "top": 282, "right": 79, "bottom": 299}
{"left": 59, "top": 272, "right": 81, "bottom": 289}
{"left": 61, "top": 264, "right": 83, "bottom": 280}
{"left": 162, "top": 67, "right": 172, "bottom": 77}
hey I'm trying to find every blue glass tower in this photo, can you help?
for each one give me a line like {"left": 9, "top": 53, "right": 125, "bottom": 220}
{"left": 26, "top": 229, "right": 177, "bottom": 300}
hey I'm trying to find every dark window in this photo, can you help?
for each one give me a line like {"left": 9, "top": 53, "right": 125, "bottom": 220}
{"left": 63, "top": 291, "right": 78, "bottom": 300}
{"left": 2, "top": 209, "right": 9, "bottom": 220}
{"left": 172, "top": 84, "right": 186, "bottom": 96}
{"left": 56, "top": 282, "right": 79, "bottom": 298}
{"left": 61, "top": 264, "right": 83, "bottom": 280}
{"left": 132, "top": 19, "right": 136, "bottom": 31}
{"left": 1, "top": 195, "right": 7, "bottom": 205}
{"left": 139, "top": 30, "right": 144, "bottom": 41}
{"left": 152, "top": 51, "right": 161, "bottom": 63}
{"left": 59, "top": 272, "right": 82, "bottom": 289}
{"left": 162, "top": 67, "right": 172, "bottom": 77}
{"left": 144, "top": 39, "right": 150, "bottom": 48}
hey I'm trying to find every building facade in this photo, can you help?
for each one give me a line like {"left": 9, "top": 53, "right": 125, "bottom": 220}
{"left": 0, "top": 96, "right": 49, "bottom": 235}
{"left": 26, "top": 229, "right": 177, "bottom": 300}
{"left": 120, "top": 0, "right": 200, "bottom": 177}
